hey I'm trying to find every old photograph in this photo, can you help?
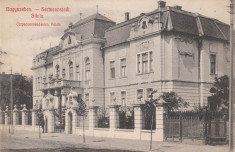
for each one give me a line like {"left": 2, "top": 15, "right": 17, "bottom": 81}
{"left": 0, "top": 0, "right": 234, "bottom": 151}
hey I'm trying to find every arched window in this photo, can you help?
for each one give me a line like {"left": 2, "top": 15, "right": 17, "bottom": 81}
{"left": 55, "top": 65, "right": 60, "bottom": 78}
{"left": 69, "top": 61, "right": 73, "bottom": 80}
{"left": 85, "top": 58, "right": 90, "bottom": 80}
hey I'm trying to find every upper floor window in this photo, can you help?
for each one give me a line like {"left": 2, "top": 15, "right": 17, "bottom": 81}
{"left": 85, "top": 93, "right": 89, "bottom": 106}
{"left": 210, "top": 54, "right": 216, "bottom": 74}
{"left": 69, "top": 62, "right": 73, "bottom": 80}
{"left": 85, "top": 58, "right": 90, "bottom": 80}
{"left": 55, "top": 65, "right": 60, "bottom": 78}
{"left": 110, "top": 61, "right": 115, "bottom": 78}
{"left": 68, "top": 36, "right": 72, "bottom": 44}
{"left": 76, "top": 65, "right": 80, "bottom": 81}
{"left": 147, "top": 88, "right": 153, "bottom": 100}
{"left": 110, "top": 92, "right": 115, "bottom": 104}
{"left": 137, "top": 51, "right": 153, "bottom": 74}
{"left": 121, "top": 91, "right": 127, "bottom": 106}
{"left": 137, "top": 89, "right": 143, "bottom": 102}
{"left": 120, "top": 58, "right": 127, "bottom": 77}
{"left": 62, "top": 68, "right": 66, "bottom": 79}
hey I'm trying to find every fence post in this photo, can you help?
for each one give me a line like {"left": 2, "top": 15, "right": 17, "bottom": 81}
{"left": 22, "top": 104, "right": 29, "bottom": 126}
{"left": 203, "top": 108, "right": 208, "bottom": 145}
{"left": 179, "top": 115, "right": 183, "bottom": 143}
{"left": 13, "top": 105, "right": 19, "bottom": 125}
{"left": 109, "top": 105, "right": 120, "bottom": 136}
{"left": 133, "top": 104, "right": 143, "bottom": 140}
{"left": 88, "top": 106, "right": 98, "bottom": 136}
{"left": 224, "top": 114, "right": 227, "bottom": 143}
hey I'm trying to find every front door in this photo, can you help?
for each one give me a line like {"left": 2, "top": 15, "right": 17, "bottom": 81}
{"left": 68, "top": 112, "right": 72, "bottom": 134}
{"left": 44, "top": 117, "right": 48, "bottom": 133}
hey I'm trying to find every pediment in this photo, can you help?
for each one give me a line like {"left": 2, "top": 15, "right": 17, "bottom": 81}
{"left": 60, "top": 30, "right": 78, "bottom": 49}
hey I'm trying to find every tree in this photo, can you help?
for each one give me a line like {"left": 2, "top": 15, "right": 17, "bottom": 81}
{"left": 77, "top": 98, "right": 88, "bottom": 143}
{"left": 208, "top": 75, "right": 229, "bottom": 112}
{"left": 0, "top": 74, "right": 33, "bottom": 110}
{"left": 144, "top": 90, "right": 189, "bottom": 151}
{"left": 160, "top": 91, "right": 189, "bottom": 112}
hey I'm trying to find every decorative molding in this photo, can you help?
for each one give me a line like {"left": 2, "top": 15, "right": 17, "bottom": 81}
{"left": 136, "top": 40, "right": 153, "bottom": 52}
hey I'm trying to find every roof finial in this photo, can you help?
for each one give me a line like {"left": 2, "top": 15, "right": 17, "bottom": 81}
{"left": 80, "top": 12, "right": 82, "bottom": 20}
{"left": 96, "top": 5, "right": 99, "bottom": 13}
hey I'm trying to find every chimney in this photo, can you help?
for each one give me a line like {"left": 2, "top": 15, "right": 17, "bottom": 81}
{"left": 125, "top": 12, "right": 130, "bottom": 21}
{"left": 174, "top": 5, "right": 182, "bottom": 10}
{"left": 158, "top": 1, "right": 166, "bottom": 8}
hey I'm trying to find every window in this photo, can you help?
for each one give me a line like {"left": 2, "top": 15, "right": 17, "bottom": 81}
{"left": 85, "top": 93, "right": 89, "bottom": 106}
{"left": 37, "top": 77, "right": 40, "bottom": 89}
{"left": 142, "top": 53, "right": 148, "bottom": 73}
{"left": 110, "top": 61, "right": 115, "bottom": 78}
{"left": 62, "top": 68, "right": 66, "bottom": 78}
{"left": 137, "top": 54, "right": 141, "bottom": 73}
{"left": 68, "top": 36, "right": 71, "bottom": 44}
{"left": 142, "top": 21, "right": 147, "bottom": 29}
{"left": 210, "top": 54, "right": 216, "bottom": 74}
{"left": 120, "top": 58, "right": 127, "bottom": 77}
{"left": 110, "top": 92, "right": 115, "bottom": 104}
{"left": 150, "top": 52, "right": 153, "bottom": 72}
{"left": 55, "top": 65, "right": 60, "bottom": 78}
{"left": 121, "top": 91, "right": 127, "bottom": 106}
{"left": 147, "top": 88, "right": 153, "bottom": 100}
{"left": 76, "top": 65, "right": 80, "bottom": 80}
{"left": 85, "top": 58, "right": 90, "bottom": 80}
{"left": 137, "top": 51, "right": 153, "bottom": 74}
{"left": 69, "top": 62, "right": 73, "bottom": 80}
{"left": 137, "top": 89, "right": 143, "bottom": 102}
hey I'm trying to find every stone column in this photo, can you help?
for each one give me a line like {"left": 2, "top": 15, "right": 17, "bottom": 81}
{"left": 54, "top": 90, "right": 59, "bottom": 109}
{"left": 133, "top": 104, "right": 143, "bottom": 139}
{"left": 109, "top": 105, "right": 120, "bottom": 136}
{"left": 61, "top": 94, "right": 66, "bottom": 107}
{"left": 32, "top": 109, "right": 37, "bottom": 126}
{"left": 21, "top": 104, "right": 28, "bottom": 126}
{"left": 88, "top": 106, "right": 98, "bottom": 135}
{"left": 13, "top": 105, "right": 19, "bottom": 125}
{"left": 154, "top": 104, "right": 167, "bottom": 141}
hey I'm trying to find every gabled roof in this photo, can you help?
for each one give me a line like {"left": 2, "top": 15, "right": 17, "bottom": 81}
{"left": 104, "top": 6, "right": 229, "bottom": 48}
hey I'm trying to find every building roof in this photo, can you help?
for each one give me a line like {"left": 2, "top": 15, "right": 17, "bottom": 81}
{"left": 73, "top": 13, "right": 115, "bottom": 27}
{"left": 104, "top": 6, "right": 229, "bottom": 48}
{"left": 34, "top": 4, "right": 229, "bottom": 66}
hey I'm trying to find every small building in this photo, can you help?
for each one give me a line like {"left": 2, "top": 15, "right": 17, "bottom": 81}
{"left": 31, "top": 1, "right": 230, "bottom": 138}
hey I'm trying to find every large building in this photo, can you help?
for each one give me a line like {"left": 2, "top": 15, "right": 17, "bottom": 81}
{"left": 31, "top": 1, "right": 230, "bottom": 135}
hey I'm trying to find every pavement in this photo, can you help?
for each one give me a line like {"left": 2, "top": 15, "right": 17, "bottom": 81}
{"left": 0, "top": 129, "right": 230, "bottom": 152}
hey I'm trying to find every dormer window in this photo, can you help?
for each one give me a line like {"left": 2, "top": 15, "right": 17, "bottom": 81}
{"left": 142, "top": 21, "right": 147, "bottom": 29}
{"left": 68, "top": 36, "right": 71, "bottom": 44}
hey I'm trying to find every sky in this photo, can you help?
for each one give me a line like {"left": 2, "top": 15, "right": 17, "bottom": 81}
{"left": 0, "top": 0, "right": 231, "bottom": 76}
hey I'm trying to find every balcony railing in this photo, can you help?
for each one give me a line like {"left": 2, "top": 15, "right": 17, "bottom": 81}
{"left": 42, "top": 79, "right": 83, "bottom": 90}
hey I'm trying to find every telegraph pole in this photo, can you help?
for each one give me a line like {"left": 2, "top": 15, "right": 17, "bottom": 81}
{"left": 10, "top": 67, "right": 14, "bottom": 135}
{"left": 229, "top": 0, "right": 234, "bottom": 151}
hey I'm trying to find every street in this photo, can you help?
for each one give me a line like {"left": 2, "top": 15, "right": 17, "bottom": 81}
{"left": 0, "top": 129, "right": 230, "bottom": 152}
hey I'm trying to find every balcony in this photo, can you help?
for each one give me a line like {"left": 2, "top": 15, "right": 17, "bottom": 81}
{"left": 42, "top": 79, "right": 83, "bottom": 90}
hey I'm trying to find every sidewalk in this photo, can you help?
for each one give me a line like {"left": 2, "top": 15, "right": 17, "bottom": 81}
{"left": 6, "top": 130, "right": 229, "bottom": 152}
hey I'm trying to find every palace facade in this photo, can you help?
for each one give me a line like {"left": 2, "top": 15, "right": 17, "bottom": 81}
{"left": 31, "top": 1, "right": 230, "bottom": 136}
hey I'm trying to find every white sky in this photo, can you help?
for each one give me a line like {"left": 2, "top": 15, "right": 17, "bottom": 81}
{"left": 0, "top": 0, "right": 230, "bottom": 76}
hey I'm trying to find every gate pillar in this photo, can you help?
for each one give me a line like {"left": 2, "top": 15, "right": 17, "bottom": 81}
{"left": 21, "top": 104, "right": 29, "bottom": 126}
{"left": 109, "top": 105, "right": 120, "bottom": 136}
{"left": 133, "top": 104, "right": 144, "bottom": 139}
{"left": 13, "top": 105, "right": 19, "bottom": 125}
